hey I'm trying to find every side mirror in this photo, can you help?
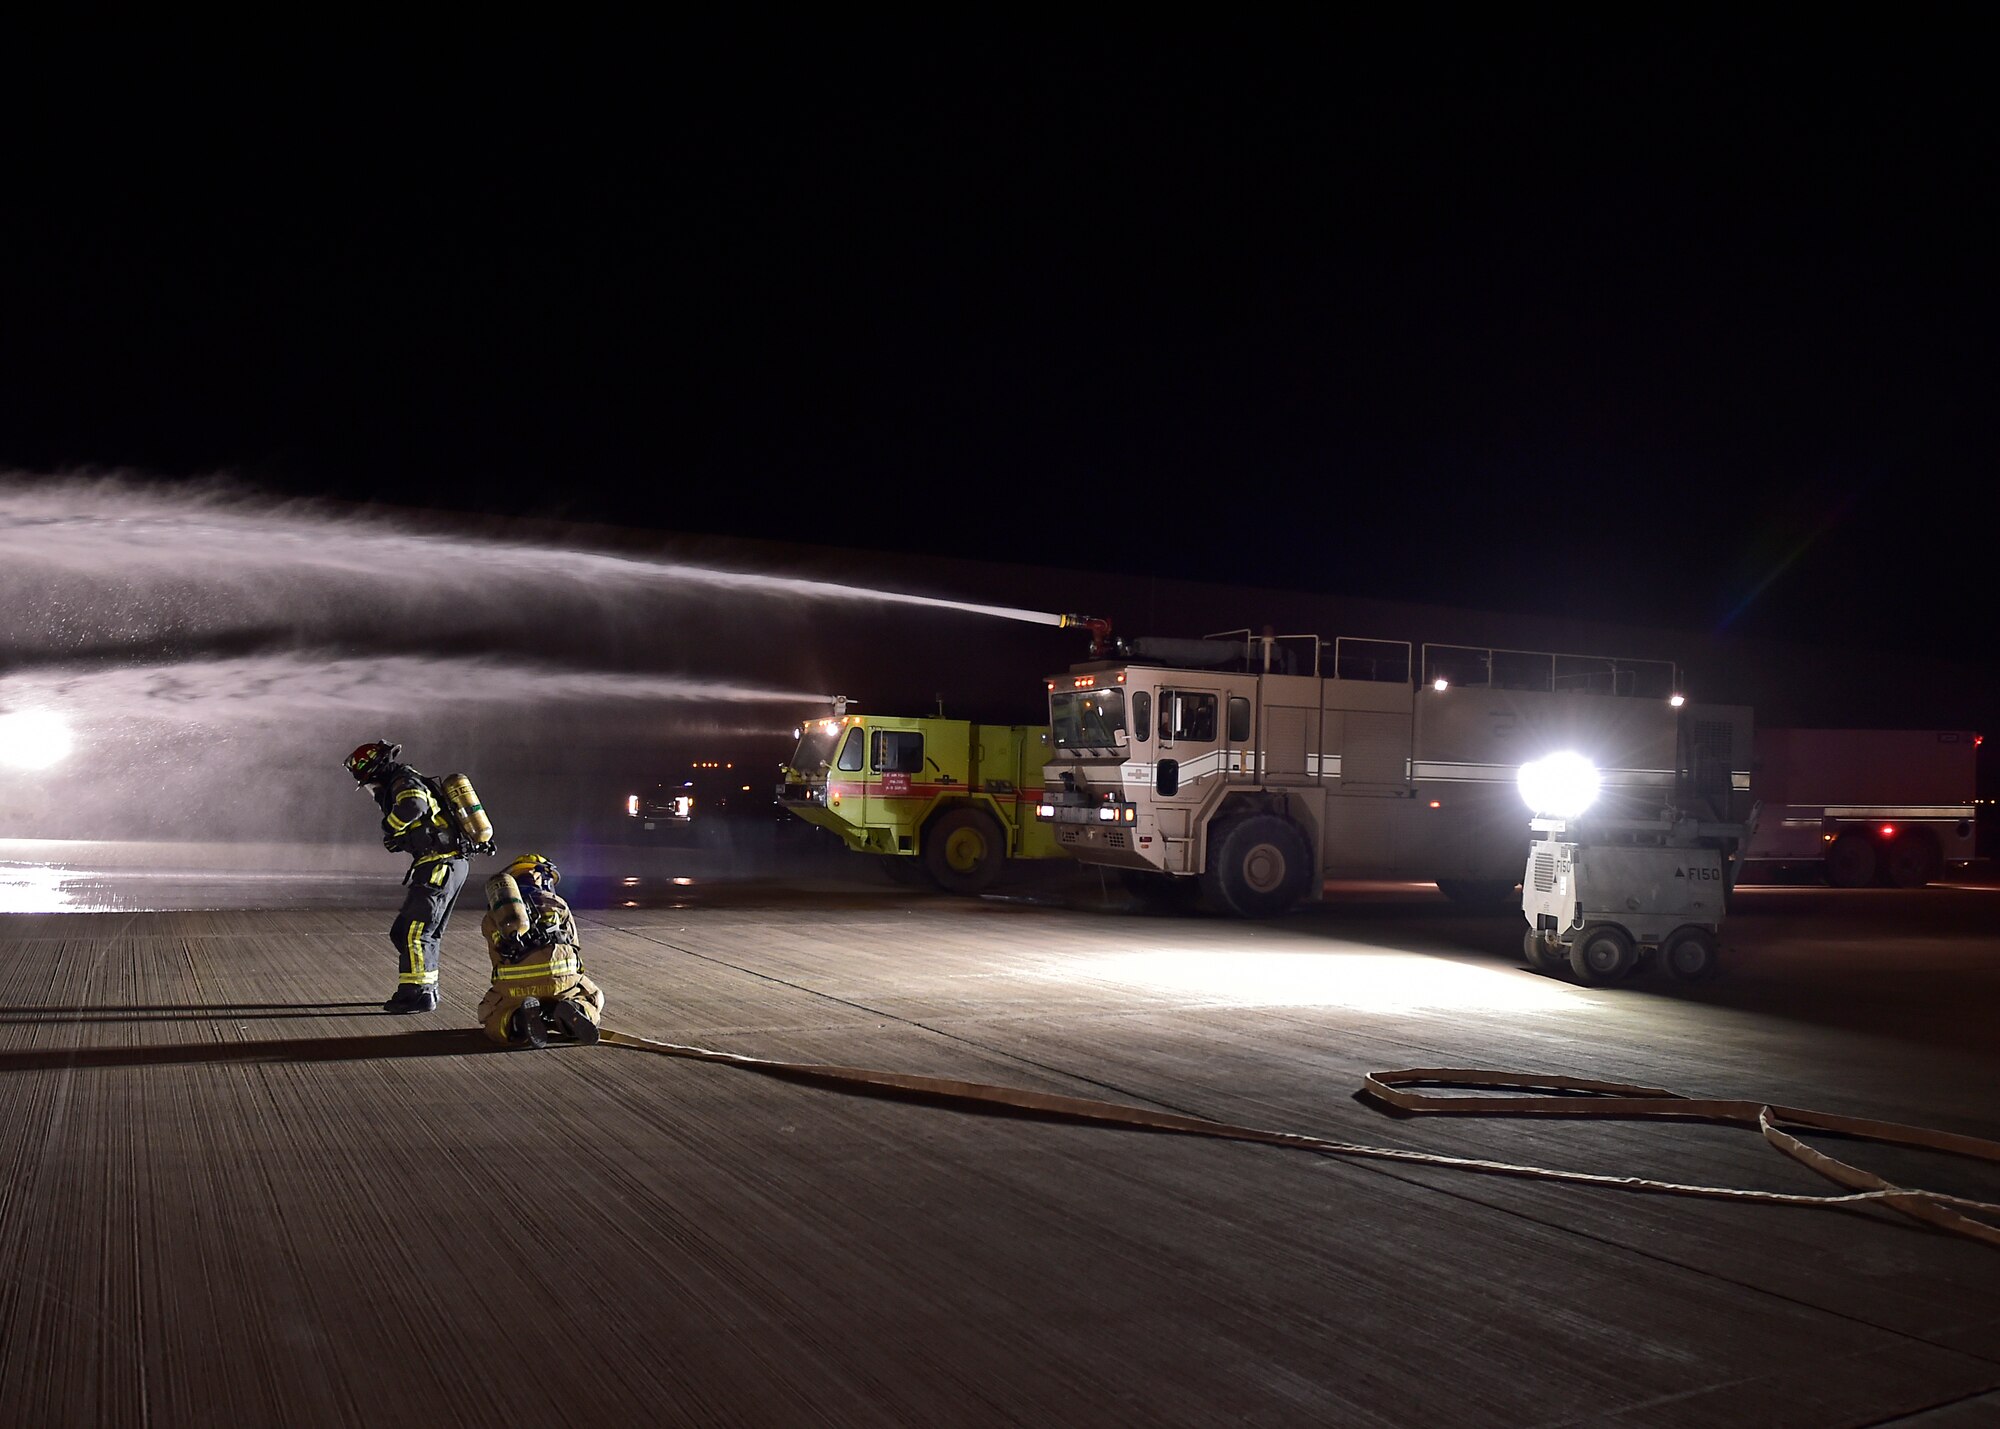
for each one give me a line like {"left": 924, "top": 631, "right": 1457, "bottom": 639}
{"left": 1155, "top": 759, "right": 1179, "bottom": 797}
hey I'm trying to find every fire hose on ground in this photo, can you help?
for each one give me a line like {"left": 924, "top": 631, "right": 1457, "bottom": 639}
{"left": 597, "top": 1030, "right": 2000, "bottom": 1251}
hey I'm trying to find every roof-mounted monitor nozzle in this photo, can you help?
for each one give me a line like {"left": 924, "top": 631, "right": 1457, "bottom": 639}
{"left": 1059, "top": 614, "right": 1115, "bottom": 658}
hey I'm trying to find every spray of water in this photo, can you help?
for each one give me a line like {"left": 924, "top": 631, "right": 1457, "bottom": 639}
{"left": 0, "top": 475, "right": 1066, "bottom": 658}
{"left": 0, "top": 473, "right": 1074, "bottom": 854}
{"left": 0, "top": 654, "right": 828, "bottom": 727}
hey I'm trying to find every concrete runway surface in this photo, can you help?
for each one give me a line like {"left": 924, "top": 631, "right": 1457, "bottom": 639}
{"left": 1, "top": 850, "right": 1997, "bottom": 1427}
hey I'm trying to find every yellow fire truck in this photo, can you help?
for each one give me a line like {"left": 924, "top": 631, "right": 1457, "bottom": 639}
{"left": 777, "top": 708, "right": 1065, "bottom": 893}
{"left": 1036, "top": 625, "right": 1753, "bottom": 918}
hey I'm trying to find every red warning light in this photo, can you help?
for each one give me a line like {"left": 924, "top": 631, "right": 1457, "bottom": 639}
{"left": 1977, "top": 734, "right": 1985, "bottom": 746}
{"left": 1880, "top": 824, "right": 1896, "bottom": 837}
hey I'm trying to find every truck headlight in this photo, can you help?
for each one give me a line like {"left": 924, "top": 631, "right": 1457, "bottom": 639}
{"left": 1518, "top": 752, "right": 1600, "bottom": 818}
{"left": 1098, "top": 805, "right": 1118, "bottom": 821}
{"left": 1037, "top": 803, "right": 1055, "bottom": 819}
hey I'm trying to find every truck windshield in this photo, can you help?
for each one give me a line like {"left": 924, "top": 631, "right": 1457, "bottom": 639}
{"left": 789, "top": 725, "right": 841, "bottom": 774}
{"left": 1051, "top": 689, "right": 1125, "bottom": 749}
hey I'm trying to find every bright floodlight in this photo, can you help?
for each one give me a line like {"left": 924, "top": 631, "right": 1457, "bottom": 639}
{"left": 0, "top": 710, "right": 74, "bottom": 771}
{"left": 1518, "top": 751, "right": 1599, "bottom": 818}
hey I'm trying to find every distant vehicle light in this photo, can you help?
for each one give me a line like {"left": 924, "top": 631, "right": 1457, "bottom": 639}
{"left": 1433, "top": 677, "right": 1448, "bottom": 692}
{"left": 626, "top": 794, "right": 639, "bottom": 817}
{"left": 1669, "top": 693, "right": 1686, "bottom": 708}
{"left": 1429, "top": 800, "right": 1442, "bottom": 809}
{"left": 1880, "top": 824, "right": 1896, "bottom": 837}
{"left": 1518, "top": 752, "right": 1600, "bottom": 819}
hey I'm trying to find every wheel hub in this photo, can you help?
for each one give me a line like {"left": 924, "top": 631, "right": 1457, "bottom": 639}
{"left": 1242, "top": 843, "right": 1285, "bottom": 894}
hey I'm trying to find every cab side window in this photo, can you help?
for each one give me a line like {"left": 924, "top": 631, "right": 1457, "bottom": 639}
{"left": 1228, "top": 696, "right": 1251, "bottom": 743}
{"left": 872, "top": 730, "right": 924, "bottom": 773}
{"left": 836, "top": 728, "right": 866, "bottom": 772}
{"left": 1161, "top": 690, "right": 1217, "bottom": 742}
{"left": 1132, "top": 691, "right": 1151, "bottom": 742}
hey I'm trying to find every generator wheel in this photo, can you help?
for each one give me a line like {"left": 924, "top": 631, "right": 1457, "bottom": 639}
{"left": 1522, "top": 927, "right": 1568, "bottom": 976}
{"left": 1662, "top": 926, "right": 1720, "bottom": 983}
{"left": 1202, "top": 814, "right": 1312, "bottom": 918}
{"left": 1568, "top": 924, "right": 1638, "bottom": 985}
{"left": 1882, "top": 831, "right": 1942, "bottom": 888}
{"left": 1825, "top": 833, "right": 1876, "bottom": 888}
{"left": 922, "top": 807, "right": 1006, "bottom": 895}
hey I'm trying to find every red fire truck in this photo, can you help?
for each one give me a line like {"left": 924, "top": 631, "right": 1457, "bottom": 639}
{"left": 1742, "top": 728, "right": 1979, "bottom": 886}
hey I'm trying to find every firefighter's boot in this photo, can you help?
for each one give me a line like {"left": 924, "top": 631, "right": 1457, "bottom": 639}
{"left": 547, "top": 998, "right": 600, "bottom": 1045}
{"left": 508, "top": 996, "right": 548, "bottom": 1049}
{"left": 383, "top": 985, "right": 439, "bottom": 1015}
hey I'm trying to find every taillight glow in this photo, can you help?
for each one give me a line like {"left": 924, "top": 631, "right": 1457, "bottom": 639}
{"left": 1880, "top": 824, "right": 1896, "bottom": 837}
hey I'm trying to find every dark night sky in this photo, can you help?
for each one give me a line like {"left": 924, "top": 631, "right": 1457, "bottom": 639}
{"left": 3, "top": 19, "right": 1993, "bottom": 662}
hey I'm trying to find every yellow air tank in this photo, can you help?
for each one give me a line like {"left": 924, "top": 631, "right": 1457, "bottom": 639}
{"left": 442, "top": 773, "right": 492, "bottom": 845}
{"left": 485, "top": 873, "right": 529, "bottom": 939}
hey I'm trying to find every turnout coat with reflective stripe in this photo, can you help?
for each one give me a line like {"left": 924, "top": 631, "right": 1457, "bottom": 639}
{"left": 475, "top": 888, "right": 603, "bottom": 1042}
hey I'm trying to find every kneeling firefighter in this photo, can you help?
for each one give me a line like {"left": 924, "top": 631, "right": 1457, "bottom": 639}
{"left": 477, "top": 853, "right": 605, "bottom": 1048}
{"left": 344, "top": 740, "right": 495, "bottom": 1014}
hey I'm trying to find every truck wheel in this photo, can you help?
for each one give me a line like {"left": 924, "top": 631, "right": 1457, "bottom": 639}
{"left": 1568, "top": 924, "right": 1638, "bottom": 985}
{"left": 1436, "top": 878, "right": 1523, "bottom": 911}
{"left": 1119, "top": 868, "right": 1203, "bottom": 912}
{"left": 1203, "top": 814, "right": 1311, "bottom": 918}
{"left": 922, "top": 807, "right": 1006, "bottom": 895}
{"left": 1825, "top": 833, "right": 1876, "bottom": 888}
{"left": 1662, "top": 926, "right": 1720, "bottom": 983}
{"left": 1882, "top": 831, "right": 1942, "bottom": 888}
{"left": 1522, "top": 927, "right": 1568, "bottom": 976}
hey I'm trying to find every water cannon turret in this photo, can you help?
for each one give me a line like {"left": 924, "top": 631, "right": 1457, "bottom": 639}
{"left": 1059, "top": 614, "right": 1115, "bottom": 658}
{"left": 830, "top": 695, "right": 850, "bottom": 716}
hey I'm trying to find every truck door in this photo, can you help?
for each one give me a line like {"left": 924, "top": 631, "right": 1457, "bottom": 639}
{"left": 1155, "top": 687, "right": 1222, "bottom": 872}
{"left": 866, "top": 726, "right": 925, "bottom": 834}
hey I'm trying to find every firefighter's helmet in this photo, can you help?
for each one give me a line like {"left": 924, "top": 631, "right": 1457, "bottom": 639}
{"left": 344, "top": 740, "right": 402, "bottom": 784}
{"left": 503, "top": 852, "right": 560, "bottom": 889}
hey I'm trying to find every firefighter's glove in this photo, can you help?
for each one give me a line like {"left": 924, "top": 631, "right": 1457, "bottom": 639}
{"left": 471, "top": 841, "right": 496, "bottom": 857}
{"left": 495, "top": 932, "right": 528, "bottom": 964}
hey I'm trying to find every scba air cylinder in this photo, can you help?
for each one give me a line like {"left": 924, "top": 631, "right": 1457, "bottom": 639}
{"left": 484, "top": 874, "right": 530, "bottom": 939}
{"left": 442, "top": 773, "right": 492, "bottom": 845}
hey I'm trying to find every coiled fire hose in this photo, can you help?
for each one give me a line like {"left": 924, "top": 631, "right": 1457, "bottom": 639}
{"left": 599, "top": 1031, "right": 2000, "bottom": 1250}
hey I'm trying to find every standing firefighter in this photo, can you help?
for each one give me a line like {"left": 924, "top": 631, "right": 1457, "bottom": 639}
{"left": 477, "top": 853, "right": 604, "bottom": 1048}
{"left": 343, "top": 740, "right": 494, "bottom": 1014}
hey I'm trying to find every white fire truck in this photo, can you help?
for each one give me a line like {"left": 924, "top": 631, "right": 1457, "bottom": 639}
{"left": 1035, "top": 625, "right": 1753, "bottom": 918}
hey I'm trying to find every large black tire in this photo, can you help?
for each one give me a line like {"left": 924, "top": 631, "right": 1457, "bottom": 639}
{"left": 1662, "top": 925, "right": 1720, "bottom": 983}
{"left": 1825, "top": 833, "right": 1877, "bottom": 888}
{"left": 1202, "top": 814, "right": 1313, "bottom": 918}
{"left": 1881, "top": 831, "right": 1942, "bottom": 888}
{"left": 1118, "top": 868, "right": 1203, "bottom": 912}
{"left": 1568, "top": 924, "right": 1638, "bottom": 985}
{"left": 1522, "top": 926, "right": 1568, "bottom": 976}
{"left": 1435, "top": 878, "right": 1523, "bottom": 912}
{"left": 921, "top": 806, "right": 1007, "bottom": 895}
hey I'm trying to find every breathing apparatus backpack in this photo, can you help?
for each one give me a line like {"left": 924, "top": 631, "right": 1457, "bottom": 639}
{"left": 422, "top": 772, "right": 494, "bottom": 853}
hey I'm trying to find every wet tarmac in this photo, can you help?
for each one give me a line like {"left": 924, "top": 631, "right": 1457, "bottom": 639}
{"left": 2, "top": 842, "right": 1998, "bottom": 1426}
